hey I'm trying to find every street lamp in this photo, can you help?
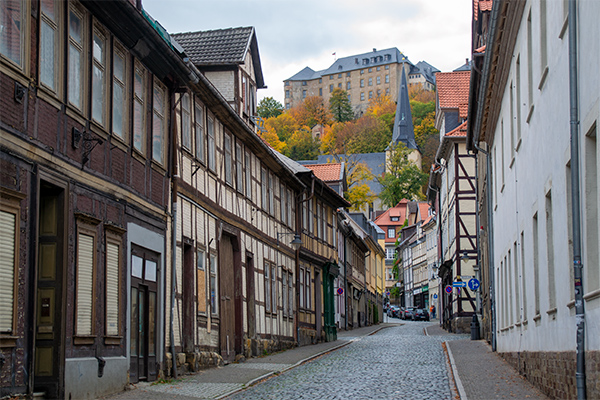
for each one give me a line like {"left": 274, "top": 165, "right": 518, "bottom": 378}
{"left": 277, "top": 232, "right": 302, "bottom": 251}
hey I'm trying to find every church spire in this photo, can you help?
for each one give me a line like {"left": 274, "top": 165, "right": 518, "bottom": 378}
{"left": 391, "top": 66, "right": 419, "bottom": 150}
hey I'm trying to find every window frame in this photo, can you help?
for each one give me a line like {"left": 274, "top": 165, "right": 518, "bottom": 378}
{"left": 112, "top": 41, "right": 128, "bottom": 141}
{"left": 265, "top": 261, "right": 271, "bottom": 313}
{"left": 0, "top": 0, "right": 29, "bottom": 74}
{"left": 75, "top": 221, "right": 97, "bottom": 338}
{"left": 91, "top": 23, "right": 108, "bottom": 128}
{"left": 235, "top": 142, "right": 244, "bottom": 194}
{"left": 132, "top": 60, "right": 147, "bottom": 156}
{"left": 209, "top": 253, "right": 218, "bottom": 315}
{"left": 152, "top": 79, "right": 167, "bottom": 166}
{"left": 181, "top": 93, "right": 192, "bottom": 151}
{"left": 0, "top": 192, "right": 23, "bottom": 336}
{"left": 194, "top": 99, "right": 205, "bottom": 162}
{"left": 224, "top": 131, "right": 233, "bottom": 186}
{"left": 207, "top": 114, "right": 216, "bottom": 172}
{"left": 105, "top": 229, "right": 123, "bottom": 338}
{"left": 39, "top": 0, "right": 62, "bottom": 96}
{"left": 67, "top": 4, "right": 87, "bottom": 113}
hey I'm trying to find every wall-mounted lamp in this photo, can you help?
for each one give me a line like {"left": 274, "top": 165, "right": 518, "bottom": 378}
{"left": 460, "top": 250, "right": 469, "bottom": 261}
{"left": 72, "top": 127, "right": 103, "bottom": 168}
{"left": 277, "top": 232, "right": 302, "bottom": 251}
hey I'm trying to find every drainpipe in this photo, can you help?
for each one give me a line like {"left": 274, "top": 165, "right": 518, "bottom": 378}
{"left": 568, "top": 0, "right": 586, "bottom": 398}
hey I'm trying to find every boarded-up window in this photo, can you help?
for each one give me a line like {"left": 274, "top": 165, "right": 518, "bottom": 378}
{"left": 197, "top": 249, "right": 206, "bottom": 314}
{"left": 105, "top": 240, "right": 120, "bottom": 336}
{"left": 0, "top": 210, "right": 17, "bottom": 332}
{"left": 76, "top": 232, "right": 95, "bottom": 335}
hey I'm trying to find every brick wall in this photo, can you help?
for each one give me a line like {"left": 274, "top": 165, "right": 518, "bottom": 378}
{"left": 501, "top": 350, "right": 599, "bottom": 399}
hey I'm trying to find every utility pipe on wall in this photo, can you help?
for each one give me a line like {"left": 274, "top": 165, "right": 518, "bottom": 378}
{"left": 568, "top": 0, "right": 586, "bottom": 398}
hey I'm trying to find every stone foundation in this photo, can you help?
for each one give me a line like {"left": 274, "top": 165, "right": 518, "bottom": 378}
{"left": 450, "top": 316, "right": 471, "bottom": 334}
{"left": 500, "top": 350, "right": 599, "bottom": 399}
{"left": 165, "top": 351, "right": 224, "bottom": 377}
{"left": 245, "top": 336, "right": 296, "bottom": 358}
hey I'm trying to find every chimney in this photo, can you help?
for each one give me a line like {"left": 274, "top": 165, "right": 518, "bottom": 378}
{"left": 466, "top": 58, "right": 469, "bottom": 66}
{"left": 373, "top": 48, "right": 377, "bottom": 52}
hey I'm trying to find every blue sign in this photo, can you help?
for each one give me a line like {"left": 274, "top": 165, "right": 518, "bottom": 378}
{"left": 452, "top": 281, "right": 467, "bottom": 288}
{"left": 445, "top": 285, "right": 452, "bottom": 294}
{"left": 433, "top": 293, "right": 438, "bottom": 299}
{"left": 385, "top": 290, "right": 391, "bottom": 297}
{"left": 337, "top": 287, "right": 344, "bottom": 295}
{"left": 468, "top": 278, "right": 481, "bottom": 291}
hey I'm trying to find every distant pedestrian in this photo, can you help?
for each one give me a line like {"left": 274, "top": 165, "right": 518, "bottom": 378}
{"left": 430, "top": 305, "right": 436, "bottom": 319}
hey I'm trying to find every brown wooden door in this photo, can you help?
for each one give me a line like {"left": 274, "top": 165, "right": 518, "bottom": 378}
{"left": 219, "top": 236, "right": 235, "bottom": 361}
{"left": 246, "top": 256, "right": 255, "bottom": 340}
{"left": 34, "top": 183, "right": 65, "bottom": 398}
{"left": 182, "top": 243, "right": 194, "bottom": 352}
{"left": 130, "top": 247, "right": 158, "bottom": 382}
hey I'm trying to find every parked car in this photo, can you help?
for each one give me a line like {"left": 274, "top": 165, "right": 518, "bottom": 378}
{"left": 387, "top": 305, "right": 401, "bottom": 318}
{"left": 412, "top": 308, "right": 430, "bottom": 321}
{"left": 401, "top": 307, "right": 415, "bottom": 320}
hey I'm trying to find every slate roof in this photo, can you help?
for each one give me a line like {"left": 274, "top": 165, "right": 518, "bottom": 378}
{"left": 453, "top": 60, "right": 472, "bottom": 71}
{"left": 304, "top": 163, "right": 343, "bottom": 182}
{"left": 391, "top": 69, "right": 419, "bottom": 149}
{"left": 411, "top": 61, "right": 440, "bottom": 85}
{"left": 435, "top": 71, "right": 471, "bottom": 119}
{"left": 285, "top": 48, "right": 412, "bottom": 81}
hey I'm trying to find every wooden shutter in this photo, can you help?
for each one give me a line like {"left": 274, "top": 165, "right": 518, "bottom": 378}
{"left": 106, "top": 242, "right": 119, "bottom": 336}
{"left": 76, "top": 233, "right": 94, "bottom": 335}
{"left": 0, "top": 210, "right": 16, "bottom": 332}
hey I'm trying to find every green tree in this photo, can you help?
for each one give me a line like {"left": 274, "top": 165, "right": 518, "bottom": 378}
{"left": 348, "top": 114, "right": 392, "bottom": 154}
{"left": 265, "top": 113, "right": 299, "bottom": 142}
{"left": 257, "top": 97, "right": 283, "bottom": 119}
{"left": 329, "top": 88, "right": 354, "bottom": 123}
{"left": 285, "top": 128, "right": 320, "bottom": 161}
{"left": 345, "top": 161, "right": 377, "bottom": 212}
{"left": 378, "top": 143, "right": 429, "bottom": 207}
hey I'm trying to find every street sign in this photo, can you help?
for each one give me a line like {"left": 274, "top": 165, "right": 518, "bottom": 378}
{"left": 468, "top": 278, "right": 481, "bottom": 291}
{"left": 433, "top": 293, "right": 438, "bottom": 299}
{"left": 385, "top": 290, "right": 390, "bottom": 297}
{"left": 453, "top": 281, "right": 467, "bottom": 288}
{"left": 337, "top": 287, "right": 344, "bottom": 295}
{"left": 445, "top": 285, "right": 452, "bottom": 294}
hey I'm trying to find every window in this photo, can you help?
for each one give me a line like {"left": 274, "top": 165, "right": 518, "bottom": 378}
{"left": 369, "top": 91, "right": 373, "bottom": 99}
{"left": 152, "top": 81, "right": 167, "bottom": 165}
{"left": 302, "top": 90, "right": 307, "bottom": 99}
{"left": 385, "top": 64, "right": 390, "bottom": 69}
{"left": 288, "top": 272, "right": 293, "bottom": 316}
{"left": 92, "top": 28, "right": 107, "bottom": 126}
{"left": 282, "top": 269, "right": 288, "bottom": 317}
{"left": 368, "top": 77, "right": 373, "bottom": 86}
{"left": 585, "top": 127, "right": 599, "bottom": 292}
{"left": 302, "top": 80, "right": 307, "bottom": 86}
{"left": 271, "top": 264, "right": 277, "bottom": 314}
{"left": 261, "top": 167, "right": 267, "bottom": 210}
{"left": 268, "top": 172, "right": 274, "bottom": 215}
{"left": 338, "top": 73, "right": 342, "bottom": 78}
{"left": 305, "top": 269, "right": 311, "bottom": 309}
{"left": 0, "top": 205, "right": 18, "bottom": 333}
{"left": 195, "top": 101, "right": 205, "bottom": 161}
{"left": 540, "top": 0, "right": 548, "bottom": 76}
{"left": 516, "top": 56, "right": 522, "bottom": 144}
{"left": 329, "top": 75, "right": 333, "bottom": 80}
{"left": 245, "top": 151, "right": 252, "bottom": 198}
{"left": 346, "top": 81, "right": 351, "bottom": 90}
{"left": 510, "top": 82, "right": 515, "bottom": 161}
{"left": 112, "top": 45, "right": 127, "bottom": 140}
{"left": 40, "top": 0, "right": 60, "bottom": 92}
{"left": 280, "top": 185, "right": 286, "bottom": 225}
{"left": 316, "top": 203, "right": 322, "bottom": 239}
{"left": 207, "top": 116, "right": 216, "bottom": 171}
{"left": 236, "top": 143, "right": 243, "bottom": 193}
{"left": 329, "top": 84, "right": 333, "bottom": 93}
{"left": 76, "top": 227, "right": 96, "bottom": 336}
{"left": 287, "top": 189, "right": 292, "bottom": 229}
{"left": 319, "top": 88, "right": 322, "bottom": 96}
{"left": 387, "top": 228, "right": 395, "bottom": 238}
{"left": 308, "top": 199, "right": 314, "bottom": 234}
{"left": 527, "top": 10, "right": 533, "bottom": 113}
{"left": 224, "top": 132, "right": 232, "bottom": 185}
{"left": 533, "top": 212, "right": 540, "bottom": 316}
{"left": 285, "top": 90, "right": 290, "bottom": 98}
{"left": 338, "top": 83, "right": 341, "bottom": 88}
{"left": 360, "top": 92, "right": 365, "bottom": 101}
{"left": 385, "top": 74, "right": 389, "bottom": 83}
{"left": 346, "top": 72, "right": 351, "bottom": 77}
{"left": 360, "top": 69, "right": 364, "bottom": 74}
{"left": 545, "top": 190, "right": 555, "bottom": 310}
{"left": 265, "top": 263, "right": 271, "bottom": 311}
{"left": 376, "top": 76, "right": 381, "bottom": 85}
{"left": 322, "top": 205, "right": 327, "bottom": 242}
{"left": 368, "top": 68, "right": 372, "bottom": 73}
{"left": 360, "top": 79, "right": 364, "bottom": 88}
{"left": 386, "top": 248, "right": 395, "bottom": 260}
{"left": 299, "top": 268, "right": 304, "bottom": 308}
{"left": 377, "top": 66, "right": 381, "bottom": 71}
{"left": 197, "top": 249, "right": 206, "bottom": 314}
{"left": 68, "top": 6, "right": 85, "bottom": 110}
{"left": 181, "top": 93, "right": 192, "bottom": 150}
{"left": 105, "top": 234, "right": 121, "bottom": 336}
{"left": 210, "top": 254, "right": 217, "bottom": 314}
{"left": 391, "top": 216, "right": 399, "bottom": 222}
{"left": 1, "top": 0, "right": 27, "bottom": 68}
{"left": 133, "top": 62, "right": 146, "bottom": 154}
{"left": 319, "top": 78, "right": 322, "bottom": 83}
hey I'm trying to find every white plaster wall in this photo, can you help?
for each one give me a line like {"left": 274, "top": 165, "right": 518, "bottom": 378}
{"left": 491, "top": 0, "right": 600, "bottom": 353}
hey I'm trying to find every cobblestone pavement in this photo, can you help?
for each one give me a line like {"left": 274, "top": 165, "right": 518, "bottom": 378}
{"left": 227, "top": 321, "right": 467, "bottom": 400}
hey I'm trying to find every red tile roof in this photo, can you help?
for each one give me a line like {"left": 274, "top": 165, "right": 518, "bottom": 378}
{"left": 446, "top": 121, "right": 468, "bottom": 137}
{"left": 480, "top": 0, "right": 493, "bottom": 12}
{"left": 304, "top": 163, "right": 343, "bottom": 182}
{"left": 436, "top": 71, "right": 471, "bottom": 119}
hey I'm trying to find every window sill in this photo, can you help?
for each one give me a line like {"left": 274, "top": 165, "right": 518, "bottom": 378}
{"left": 104, "top": 336, "right": 122, "bottom": 346}
{"left": 0, "top": 335, "right": 19, "bottom": 348}
{"left": 89, "top": 120, "right": 110, "bottom": 142}
{"left": 131, "top": 150, "right": 146, "bottom": 165}
{"left": 526, "top": 105, "right": 535, "bottom": 124}
{"left": 151, "top": 160, "right": 167, "bottom": 174}
{"left": 37, "top": 87, "right": 63, "bottom": 111}
{"left": 65, "top": 105, "right": 87, "bottom": 127}
{"left": 538, "top": 67, "right": 549, "bottom": 91}
{"left": 583, "top": 288, "right": 600, "bottom": 302}
{"left": 74, "top": 335, "right": 96, "bottom": 345}
{"left": 110, "top": 133, "right": 129, "bottom": 153}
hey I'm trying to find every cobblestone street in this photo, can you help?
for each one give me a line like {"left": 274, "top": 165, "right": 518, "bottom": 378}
{"left": 226, "top": 322, "right": 465, "bottom": 400}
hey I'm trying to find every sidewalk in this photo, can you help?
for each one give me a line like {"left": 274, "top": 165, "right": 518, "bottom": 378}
{"left": 442, "top": 330, "right": 549, "bottom": 400}
{"left": 100, "top": 324, "right": 388, "bottom": 400}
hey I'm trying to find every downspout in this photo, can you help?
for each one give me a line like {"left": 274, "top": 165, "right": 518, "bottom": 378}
{"left": 568, "top": 0, "right": 586, "bottom": 397}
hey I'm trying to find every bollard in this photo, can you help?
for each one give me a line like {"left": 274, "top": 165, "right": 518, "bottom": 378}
{"left": 470, "top": 314, "right": 480, "bottom": 340}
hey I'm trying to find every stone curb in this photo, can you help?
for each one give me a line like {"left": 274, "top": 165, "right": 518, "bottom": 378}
{"left": 216, "top": 326, "right": 387, "bottom": 399}
{"left": 445, "top": 340, "right": 467, "bottom": 400}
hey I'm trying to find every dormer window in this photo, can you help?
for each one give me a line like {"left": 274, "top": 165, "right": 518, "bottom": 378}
{"left": 391, "top": 217, "right": 399, "bottom": 222}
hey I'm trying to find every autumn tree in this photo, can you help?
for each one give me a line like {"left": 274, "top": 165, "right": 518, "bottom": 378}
{"left": 329, "top": 88, "right": 354, "bottom": 123}
{"left": 289, "top": 96, "right": 331, "bottom": 128}
{"left": 408, "top": 85, "right": 436, "bottom": 103}
{"left": 378, "top": 143, "right": 429, "bottom": 207}
{"left": 257, "top": 97, "right": 283, "bottom": 119}
{"left": 285, "top": 127, "right": 320, "bottom": 161}
{"left": 260, "top": 125, "right": 286, "bottom": 153}
{"left": 348, "top": 114, "right": 392, "bottom": 154}
{"left": 345, "top": 161, "right": 377, "bottom": 212}
{"left": 367, "top": 94, "right": 396, "bottom": 133}
{"left": 265, "top": 113, "right": 299, "bottom": 142}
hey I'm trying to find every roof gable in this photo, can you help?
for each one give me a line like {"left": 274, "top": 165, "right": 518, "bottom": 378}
{"left": 391, "top": 69, "right": 418, "bottom": 149}
{"left": 435, "top": 70, "right": 471, "bottom": 119}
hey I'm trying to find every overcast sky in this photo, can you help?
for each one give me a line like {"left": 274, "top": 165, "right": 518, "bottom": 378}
{"left": 142, "top": 0, "right": 472, "bottom": 104}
